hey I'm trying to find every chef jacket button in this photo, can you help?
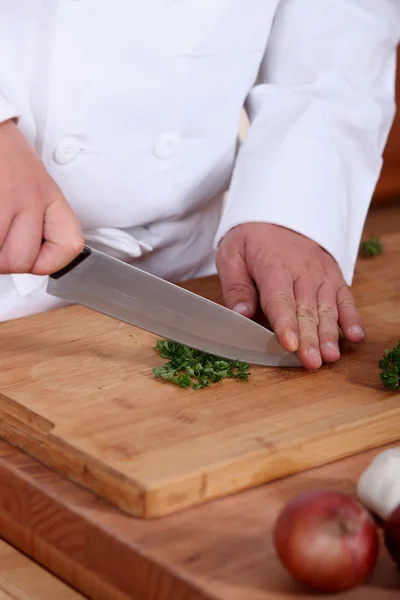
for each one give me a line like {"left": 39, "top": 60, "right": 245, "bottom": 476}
{"left": 153, "top": 132, "right": 180, "bottom": 160}
{"left": 53, "top": 137, "right": 81, "bottom": 165}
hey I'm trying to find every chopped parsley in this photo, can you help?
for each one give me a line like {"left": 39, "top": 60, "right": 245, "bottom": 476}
{"left": 152, "top": 339, "right": 251, "bottom": 390}
{"left": 360, "top": 235, "right": 383, "bottom": 258}
{"left": 379, "top": 341, "right": 400, "bottom": 391}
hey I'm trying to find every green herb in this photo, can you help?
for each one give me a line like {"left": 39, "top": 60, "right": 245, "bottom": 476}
{"left": 152, "top": 339, "right": 251, "bottom": 390}
{"left": 379, "top": 341, "right": 400, "bottom": 391}
{"left": 360, "top": 235, "right": 383, "bottom": 258}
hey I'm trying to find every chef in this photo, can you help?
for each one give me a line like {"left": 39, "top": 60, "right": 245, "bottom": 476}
{"left": 0, "top": 0, "right": 399, "bottom": 369}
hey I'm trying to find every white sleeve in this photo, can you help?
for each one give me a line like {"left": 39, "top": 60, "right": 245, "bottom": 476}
{"left": 0, "top": 94, "right": 19, "bottom": 124}
{"left": 215, "top": 0, "right": 400, "bottom": 285}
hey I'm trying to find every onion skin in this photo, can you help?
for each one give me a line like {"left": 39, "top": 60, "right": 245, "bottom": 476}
{"left": 384, "top": 504, "right": 400, "bottom": 567}
{"left": 273, "top": 490, "right": 380, "bottom": 593}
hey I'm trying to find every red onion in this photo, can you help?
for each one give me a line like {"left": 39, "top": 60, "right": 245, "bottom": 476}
{"left": 273, "top": 489, "right": 380, "bottom": 592}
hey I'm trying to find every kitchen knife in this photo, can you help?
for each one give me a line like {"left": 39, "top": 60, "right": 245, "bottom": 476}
{"left": 46, "top": 245, "right": 301, "bottom": 367}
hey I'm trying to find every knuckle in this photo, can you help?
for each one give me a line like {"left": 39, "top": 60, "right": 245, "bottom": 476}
{"left": 297, "top": 301, "right": 319, "bottom": 324}
{"left": 66, "top": 235, "right": 85, "bottom": 257}
{"left": 337, "top": 282, "right": 351, "bottom": 296}
{"left": 336, "top": 285, "right": 355, "bottom": 311}
{"left": 224, "top": 282, "right": 253, "bottom": 300}
{"left": 339, "top": 297, "right": 355, "bottom": 310}
{"left": 263, "top": 290, "right": 295, "bottom": 312}
{"left": 318, "top": 304, "right": 338, "bottom": 321}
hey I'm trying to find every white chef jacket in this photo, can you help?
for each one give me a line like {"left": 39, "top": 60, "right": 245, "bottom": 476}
{"left": 0, "top": 0, "right": 399, "bottom": 321}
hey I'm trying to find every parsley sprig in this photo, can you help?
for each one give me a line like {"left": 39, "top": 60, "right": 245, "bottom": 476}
{"left": 379, "top": 341, "right": 400, "bottom": 391}
{"left": 360, "top": 235, "right": 383, "bottom": 258}
{"left": 152, "top": 339, "right": 251, "bottom": 390}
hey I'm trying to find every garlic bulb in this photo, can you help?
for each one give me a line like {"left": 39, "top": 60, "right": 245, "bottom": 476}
{"left": 357, "top": 448, "right": 400, "bottom": 520}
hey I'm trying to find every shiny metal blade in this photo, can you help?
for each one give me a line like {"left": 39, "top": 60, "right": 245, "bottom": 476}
{"left": 46, "top": 246, "right": 301, "bottom": 367}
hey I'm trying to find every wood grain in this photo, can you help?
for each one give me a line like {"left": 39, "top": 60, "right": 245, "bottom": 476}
{"left": 0, "top": 244, "right": 399, "bottom": 520}
{"left": 0, "top": 537, "right": 85, "bottom": 599}
{"left": 0, "top": 206, "right": 398, "bottom": 600}
{"left": 0, "top": 439, "right": 398, "bottom": 600}
{"left": 0, "top": 235, "right": 400, "bottom": 518}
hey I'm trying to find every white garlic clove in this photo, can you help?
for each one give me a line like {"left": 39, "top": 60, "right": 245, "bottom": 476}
{"left": 357, "top": 448, "right": 400, "bottom": 520}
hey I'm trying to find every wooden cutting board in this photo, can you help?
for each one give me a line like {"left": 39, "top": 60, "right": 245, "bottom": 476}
{"left": 0, "top": 233, "right": 399, "bottom": 519}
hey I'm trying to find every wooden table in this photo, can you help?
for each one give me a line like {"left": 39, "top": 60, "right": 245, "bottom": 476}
{"left": 0, "top": 538, "right": 84, "bottom": 599}
{"left": 0, "top": 204, "right": 399, "bottom": 600}
{"left": 0, "top": 440, "right": 398, "bottom": 600}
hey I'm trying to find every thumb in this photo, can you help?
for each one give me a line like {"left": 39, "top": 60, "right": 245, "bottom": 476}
{"left": 216, "top": 245, "right": 258, "bottom": 318}
{"left": 32, "top": 193, "right": 84, "bottom": 275}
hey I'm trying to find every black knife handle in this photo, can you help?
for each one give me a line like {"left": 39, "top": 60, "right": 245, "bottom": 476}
{"left": 49, "top": 246, "right": 92, "bottom": 280}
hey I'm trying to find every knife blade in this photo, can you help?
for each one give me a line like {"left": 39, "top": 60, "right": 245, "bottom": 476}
{"left": 46, "top": 245, "right": 301, "bottom": 367}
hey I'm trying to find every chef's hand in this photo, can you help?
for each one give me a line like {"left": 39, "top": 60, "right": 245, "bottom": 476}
{"left": 216, "top": 223, "right": 365, "bottom": 370}
{"left": 0, "top": 119, "right": 84, "bottom": 275}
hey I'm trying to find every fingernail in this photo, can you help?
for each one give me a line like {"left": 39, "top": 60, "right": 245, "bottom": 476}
{"left": 233, "top": 303, "right": 251, "bottom": 315}
{"left": 290, "top": 331, "right": 299, "bottom": 349}
{"left": 321, "top": 341, "right": 340, "bottom": 356}
{"left": 306, "top": 347, "right": 321, "bottom": 358}
{"left": 349, "top": 325, "right": 364, "bottom": 338}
